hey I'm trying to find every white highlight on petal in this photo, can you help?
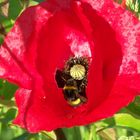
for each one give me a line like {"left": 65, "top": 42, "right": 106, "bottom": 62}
{"left": 118, "top": 13, "right": 140, "bottom": 75}
{"left": 83, "top": 0, "right": 105, "bottom": 11}
{"left": 0, "top": 67, "right": 5, "bottom": 76}
{"left": 67, "top": 32, "right": 92, "bottom": 57}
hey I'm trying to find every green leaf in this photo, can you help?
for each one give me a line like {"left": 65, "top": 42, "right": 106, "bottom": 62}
{"left": 0, "top": 36, "right": 4, "bottom": 44}
{"left": 0, "top": 14, "right": 6, "bottom": 22}
{"left": 0, "top": 79, "right": 18, "bottom": 100}
{"left": 125, "top": 96, "right": 140, "bottom": 119}
{"left": 29, "top": 0, "right": 40, "bottom": 6}
{"left": 2, "top": 19, "right": 14, "bottom": 32}
{"left": 114, "top": 113, "right": 140, "bottom": 132}
{"left": 9, "top": 0, "right": 23, "bottom": 20}
{"left": 40, "top": 131, "right": 56, "bottom": 140}
{"left": 63, "top": 127, "right": 82, "bottom": 140}
{"left": 79, "top": 126, "right": 89, "bottom": 140}
{"left": 0, "top": 123, "right": 14, "bottom": 140}
{"left": 102, "top": 117, "right": 116, "bottom": 127}
{"left": 0, "top": 108, "right": 16, "bottom": 124}
{"left": 33, "top": 0, "right": 44, "bottom": 2}
{"left": 4, "top": 108, "right": 17, "bottom": 122}
{"left": 12, "top": 133, "right": 29, "bottom": 140}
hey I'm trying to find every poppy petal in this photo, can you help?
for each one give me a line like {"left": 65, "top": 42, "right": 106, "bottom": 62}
{"left": 0, "top": 0, "right": 140, "bottom": 132}
{"left": 13, "top": 88, "right": 31, "bottom": 128}
{"left": 85, "top": 0, "right": 140, "bottom": 92}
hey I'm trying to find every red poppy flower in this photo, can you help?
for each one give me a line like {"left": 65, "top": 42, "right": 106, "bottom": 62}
{"left": 0, "top": 0, "right": 140, "bottom": 132}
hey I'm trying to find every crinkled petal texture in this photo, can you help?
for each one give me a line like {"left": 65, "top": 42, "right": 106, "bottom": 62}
{"left": 0, "top": 0, "right": 140, "bottom": 132}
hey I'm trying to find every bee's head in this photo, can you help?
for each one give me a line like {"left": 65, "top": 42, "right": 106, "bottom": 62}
{"left": 65, "top": 78, "right": 77, "bottom": 86}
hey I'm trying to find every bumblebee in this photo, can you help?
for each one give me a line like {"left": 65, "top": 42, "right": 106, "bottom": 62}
{"left": 55, "top": 57, "right": 89, "bottom": 107}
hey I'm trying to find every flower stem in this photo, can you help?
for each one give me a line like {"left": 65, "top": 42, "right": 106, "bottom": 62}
{"left": 89, "top": 124, "right": 97, "bottom": 140}
{"left": 54, "top": 128, "right": 67, "bottom": 140}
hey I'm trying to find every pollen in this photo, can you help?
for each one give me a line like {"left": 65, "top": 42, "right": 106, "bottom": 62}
{"left": 70, "top": 64, "right": 86, "bottom": 80}
{"left": 68, "top": 98, "right": 81, "bottom": 106}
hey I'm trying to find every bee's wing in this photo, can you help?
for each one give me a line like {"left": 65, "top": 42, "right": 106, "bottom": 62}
{"left": 55, "top": 69, "right": 70, "bottom": 88}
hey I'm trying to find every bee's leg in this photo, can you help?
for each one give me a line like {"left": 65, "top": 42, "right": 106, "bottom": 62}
{"left": 80, "top": 96, "right": 87, "bottom": 103}
{"left": 79, "top": 77, "right": 87, "bottom": 89}
{"left": 77, "top": 94, "right": 87, "bottom": 103}
{"left": 77, "top": 77, "right": 88, "bottom": 100}
{"left": 83, "top": 77, "right": 87, "bottom": 84}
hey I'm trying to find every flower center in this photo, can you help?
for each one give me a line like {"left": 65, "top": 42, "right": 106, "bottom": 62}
{"left": 55, "top": 57, "right": 89, "bottom": 107}
{"left": 70, "top": 64, "right": 86, "bottom": 80}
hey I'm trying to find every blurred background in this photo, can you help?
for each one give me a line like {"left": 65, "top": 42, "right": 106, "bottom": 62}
{"left": 0, "top": 0, "right": 140, "bottom": 140}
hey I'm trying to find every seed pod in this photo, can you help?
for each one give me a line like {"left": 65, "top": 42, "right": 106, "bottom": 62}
{"left": 70, "top": 64, "right": 86, "bottom": 80}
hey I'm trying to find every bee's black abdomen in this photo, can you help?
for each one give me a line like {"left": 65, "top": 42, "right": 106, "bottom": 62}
{"left": 63, "top": 88, "right": 78, "bottom": 101}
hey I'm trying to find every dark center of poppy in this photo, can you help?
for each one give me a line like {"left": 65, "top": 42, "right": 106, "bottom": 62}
{"left": 55, "top": 57, "right": 89, "bottom": 107}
